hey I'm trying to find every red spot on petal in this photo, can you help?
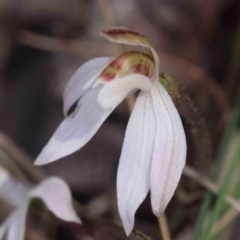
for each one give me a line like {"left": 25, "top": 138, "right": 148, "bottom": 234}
{"left": 135, "top": 60, "right": 143, "bottom": 73}
{"left": 103, "top": 73, "right": 116, "bottom": 82}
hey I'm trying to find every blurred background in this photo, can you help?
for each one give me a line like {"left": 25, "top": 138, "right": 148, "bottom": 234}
{"left": 1, "top": 0, "right": 240, "bottom": 239}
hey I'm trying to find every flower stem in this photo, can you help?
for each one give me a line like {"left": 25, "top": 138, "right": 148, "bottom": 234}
{"left": 158, "top": 214, "right": 171, "bottom": 240}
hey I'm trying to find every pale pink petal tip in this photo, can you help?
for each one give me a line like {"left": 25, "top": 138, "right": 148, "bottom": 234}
{"left": 30, "top": 177, "right": 81, "bottom": 224}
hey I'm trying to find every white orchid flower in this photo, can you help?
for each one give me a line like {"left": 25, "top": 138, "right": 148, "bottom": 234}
{"left": 35, "top": 27, "right": 187, "bottom": 235}
{"left": 0, "top": 171, "right": 81, "bottom": 240}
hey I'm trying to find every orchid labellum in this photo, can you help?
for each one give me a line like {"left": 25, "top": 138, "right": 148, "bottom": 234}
{"left": 35, "top": 27, "right": 187, "bottom": 235}
{"left": 0, "top": 172, "right": 81, "bottom": 240}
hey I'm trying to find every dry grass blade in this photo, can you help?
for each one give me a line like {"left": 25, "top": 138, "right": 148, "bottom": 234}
{"left": 183, "top": 165, "right": 240, "bottom": 212}
{"left": 212, "top": 208, "right": 238, "bottom": 236}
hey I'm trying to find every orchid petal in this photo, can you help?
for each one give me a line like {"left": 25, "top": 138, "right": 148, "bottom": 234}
{"left": 63, "top": 57, "right": 111, "bottom": 116}
{"left": 29, "top": 177, "right": 81, "bottom": 224}
{"left": 0, "top": 168, "right": 28, "bottom": 240}
{"left": 98, "top": 74, "right": 153, "bottom": 108}
{"left": 35, "top": 88, "right": 113, "bottom": 165}
{"left": 0, "top": 221, "right": 8, "bottom": 239}
{"left": 117, "top": 91, "right": 156, "bottom": 235}
{"left": 150, "top": 82, "right": 186, "bottom": 216}
{"left": 7, "top": 203, "right": 28, "bottom": 240}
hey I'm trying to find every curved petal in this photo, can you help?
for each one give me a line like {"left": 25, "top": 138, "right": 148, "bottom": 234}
{"left": 101, "top": 27, "right": 159, "bottom": 78}
{"left": 0, "top": 221, "right": 8, "bottom": 240}
{"left": 63, "top": 57, "right": 111, "bottom": 116}
{"left": 7, "top": 203, "right": 28, "bottom": 240}
{"left": 101, "top": 27, "right": 152, "bottom": 49}
{"left": 150, "top": 82, "right": 186, "bottom": 216}
{"left": 35, "top": 88, "right": 113, "bottom": 165}
{"left": 29, "top": 177, "right": 80, "bottom": 224}
{"left": 117, "top": 91, "right": 156, "bottom": 235}
{"left": 98, "top": 52, "right": 155, "bottom": 83}
{"left": 98, "top": 74, "right": 153, "bottom": 108}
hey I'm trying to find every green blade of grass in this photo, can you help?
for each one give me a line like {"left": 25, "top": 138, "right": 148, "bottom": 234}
{"left": 192, "top": 94, "right": 240, "bottom": 240}
{"left": 192, "top": 192, "right": 212, "bottom": 240}
{"left": 202, "top": 141, "right": 240, "bottom": 240}
{"left": 213, "top": 98, "right": 240, "bottom": 176}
